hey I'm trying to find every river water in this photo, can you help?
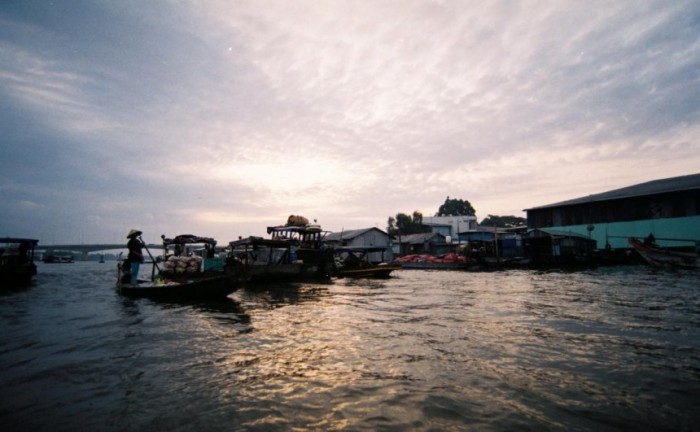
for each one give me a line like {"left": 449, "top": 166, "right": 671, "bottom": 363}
{"left": 1, "top": 262, "right": 699, "bottom": 431}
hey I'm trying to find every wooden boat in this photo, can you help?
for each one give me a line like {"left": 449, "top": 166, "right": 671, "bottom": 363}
{"left": 43, "top": 254, "right": 74, "bottom": 263}
{"left": 334, "top": 246, "right": 400, "bottom": 278}
{"left": 396, "top": 261, "right": 470, "bottom": 270}
{"left": 628, "top": 237, "right": 699, "bottom": 268}
{"left": 116, "top": 234, "right": 243, "bottom": 299}
{"left": 117, "top": 271, "right": 242, "bottom": 299}
{"left": 229, "top": 220, "right": 335, "bottom": 283}
{"left": 1, "top": 237, "right": 38, "bottom": 287}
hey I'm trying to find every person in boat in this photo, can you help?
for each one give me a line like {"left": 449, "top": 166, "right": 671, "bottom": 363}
{"left": 206, "top": 242, "right": 216, "bottom": 258}
{"left": 127, "top": 229, "right": 144, "bottom": 284}
{"left": 644, "top": 233, "right": 656, "bottom": 246}
{"left": 17, "top": 240, "right": 29, "bottom": 264}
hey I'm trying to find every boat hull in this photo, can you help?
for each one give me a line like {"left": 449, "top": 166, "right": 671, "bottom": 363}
{"left": 233, "top": 263, "right": 331, "bottom": 283}
{"left": 245, "top": 263, "right": 302, "bottom": 283}
{"left": 0, "top": 265, "right": 37, "bottom": 288}
{"left": 397, "top": 262, "right": 469, "bottom": 270}
{"left": 43, "top": 255, "right": 74, "bottom": 263}
{"left": 628, "top": 238, "right": 699, "bottom": 268}
{"left": 117, "top": 274, "right": 241, "bottom": 299}
{"left": 1, "top": 238, "right": 39, "bottom": 288}
{"left": 339, "top": 265, "right": 401, "bottom": 278}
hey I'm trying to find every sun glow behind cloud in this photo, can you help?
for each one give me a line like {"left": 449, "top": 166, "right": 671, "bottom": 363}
{"left": 211, "top": 150, "right": 373, "bottom": 207}
{"left": 1, "top": 0, "right": 699, "bottom": 242}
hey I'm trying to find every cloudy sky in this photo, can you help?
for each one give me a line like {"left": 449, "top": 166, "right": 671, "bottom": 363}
{"left": 1, "top": 0, "right": 699, "bottom": 245}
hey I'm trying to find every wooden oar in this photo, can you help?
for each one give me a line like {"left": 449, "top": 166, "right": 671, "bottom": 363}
{"left": 139, "top": 236, "right": 161, "bottom": 273}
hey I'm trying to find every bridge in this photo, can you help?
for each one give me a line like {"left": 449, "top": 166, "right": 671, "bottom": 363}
{"left": 37, "top": 244, "right": 163, "bottom": 260}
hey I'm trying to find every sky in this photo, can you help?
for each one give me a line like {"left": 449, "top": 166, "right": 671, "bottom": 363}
{"left": 1, "top": 0, "right": 699, "bottom": 245}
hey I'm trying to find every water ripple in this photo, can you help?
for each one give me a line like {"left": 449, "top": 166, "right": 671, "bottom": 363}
{"left": 1, "top": 263, "right": 699, "bottom": 430}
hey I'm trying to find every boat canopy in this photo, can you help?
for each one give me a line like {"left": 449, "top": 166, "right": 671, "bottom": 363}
{"left": 161, "top": 234, "right": 217, "bottom": 245}
{"left": 229, "top": 236, "right": 299, "bottom": 249}
{"left": 266, "top": 225, "right": 324, "bottom": 234}
{"left": 0, "top": 238, "right": 39, "bottom": 247}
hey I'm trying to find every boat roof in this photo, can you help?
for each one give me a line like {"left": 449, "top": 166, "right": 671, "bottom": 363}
{"left": 266, "top": 224, "right": 326, "bottom": 234}
{"left": 229, "top": 236, "right": 299, "bottom": 248}
{"left": 525, "top": 173, "right": 700, "bottom": 211}
{"left": 161, "top": 234, "right": 217, "bottom": 245}
{"left": 0, "top": 237, "right": 39, "bottom": 246}
{"left": 324, "top": 227, "right": 390, "bottom": 242}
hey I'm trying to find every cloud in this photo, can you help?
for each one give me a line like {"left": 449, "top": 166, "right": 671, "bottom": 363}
{"left": 1, "top": 0, "right": 699, "bottom": 242}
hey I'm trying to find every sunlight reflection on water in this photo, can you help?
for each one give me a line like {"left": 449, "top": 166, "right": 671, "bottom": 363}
{"left": 1, "top": 263, "right": 699, "bottom": 431}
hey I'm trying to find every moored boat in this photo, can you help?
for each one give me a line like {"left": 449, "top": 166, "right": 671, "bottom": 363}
{"left": 43, "top": 254, "right": 74, "bottom": 263}
{"left": 229, "top": 216, "right": 335, "bottom": 283}
{"left": 334, "top": 246, "right": 400, "bottom": 278}
{"left": 1, "top": 238, "right": 38, "bottom": 287}
{"left": 628, "top": 237, "right": 699, "bottom": 268}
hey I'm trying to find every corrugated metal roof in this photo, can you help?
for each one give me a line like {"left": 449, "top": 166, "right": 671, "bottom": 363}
{"left": 396, "top": 232, "right": 445, "bottom": 244}
{"left": 525, "top": 173, "right": 700, "bottom": 211}
{"left": 323, "top": 227, "right": 388, "bottom": 242}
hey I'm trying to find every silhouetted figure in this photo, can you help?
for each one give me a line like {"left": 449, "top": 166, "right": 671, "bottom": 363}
{"left": 126, "top": 229, "right": 144, "bottom": 284}
{"left": 644, "top": 233, "right": 656, "bottom": 246}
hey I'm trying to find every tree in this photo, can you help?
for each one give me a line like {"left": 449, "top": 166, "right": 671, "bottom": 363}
{"left": 412, "top": 210, "right": 423, "bottom": 224}
{"left": 387, "top": 211, "right": 430, "bottom": 236}
{"left": 436, "top": 196, "right": 476, "bottom": 216}
{"left": 479, "top": 214, "right": 526, "bottom": 228}
{"left": 387, "top": 216, "right": 396, "bottom": 235}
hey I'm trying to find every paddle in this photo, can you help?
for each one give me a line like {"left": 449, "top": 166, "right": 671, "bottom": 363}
{"left": 139, "top": 236, "right": 161, "bottom": 273}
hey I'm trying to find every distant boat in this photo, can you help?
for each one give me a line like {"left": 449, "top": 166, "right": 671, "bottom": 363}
{"left": 628, "top": 237, "right": 699, "bottom": 269}
{"left": 334, "top": 246, "right": 400, "bottom": 278}
{"left": 1, "top": 238, "right": 39, "bottom": 287}
{"left": 43, "top": 254, "right": 74, "bottom": 263}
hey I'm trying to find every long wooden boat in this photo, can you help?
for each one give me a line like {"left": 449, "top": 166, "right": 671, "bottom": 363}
{"left": 628, "top": 237, "right": 699, "bottom": 268}
{"left": 116, "top": 234, "right": 243, "bottom": 299}
{"left": 334, "top": 246, "right": 400, "bottom": 278}
{"left": 1, "top": 238, "right": 38, "bottom": 287}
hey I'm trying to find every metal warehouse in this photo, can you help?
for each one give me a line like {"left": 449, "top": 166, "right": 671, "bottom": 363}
{"left": 524, "top": 173, "right": 700, "bottom": 250}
